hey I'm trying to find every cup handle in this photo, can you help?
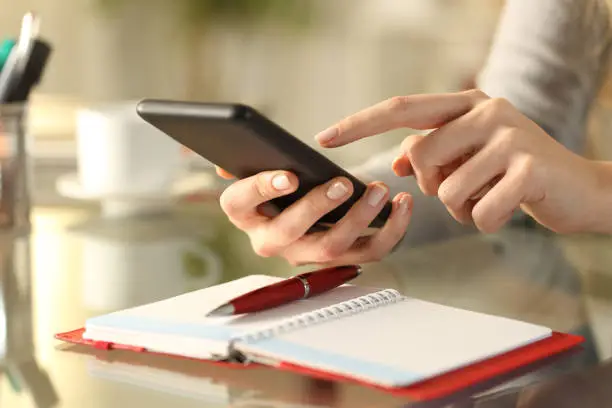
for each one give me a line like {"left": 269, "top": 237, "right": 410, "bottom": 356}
{"left": 182, "top": 243, "right": 223, "bottom": 288}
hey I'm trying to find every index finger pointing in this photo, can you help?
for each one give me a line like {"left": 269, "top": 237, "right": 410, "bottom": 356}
{"left": 315, "top": 90, "right": 488, "bottom": 147}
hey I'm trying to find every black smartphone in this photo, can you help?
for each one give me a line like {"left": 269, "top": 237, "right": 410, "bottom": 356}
{"left": 136, "top": 99, "right": 392, "bottom": 229}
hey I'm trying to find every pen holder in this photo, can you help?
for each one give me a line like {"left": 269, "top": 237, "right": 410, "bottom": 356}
{"left": 0, "top": 103, "right": 31, "bottom": 236}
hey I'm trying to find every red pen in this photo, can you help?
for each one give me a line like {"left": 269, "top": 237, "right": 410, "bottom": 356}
{"left": 206, "top": 265, "right": 362, "bottom": 317}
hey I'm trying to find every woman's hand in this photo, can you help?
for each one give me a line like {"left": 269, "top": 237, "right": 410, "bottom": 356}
{"left": 315, "top": 90, "right": 612, "bottom": 234}
{"left": 216, "top": 168, "right": 412, "bottom": 266}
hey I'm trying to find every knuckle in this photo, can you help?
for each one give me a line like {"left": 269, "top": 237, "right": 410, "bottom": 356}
{"left": 350, "top": 211, "right": 377, "bottom": 230}
{"left": 437, "top": 180, "right": 461, "bottom": 212}
{"left": 515, "top": 154, "right": 537, "bottom": 176}
{"left": 487, "top": 97, "right": 511, "bottom": 112}
{"left": 254, "top": 174, "right": 274, "bottom": 201}
{"left": 464, "top": 88, "right": 489, "bottom": 101}
{"left": 251, "top": 240, "right": 277, "bottom": 258}
{"left": 218, "top": 189, "right": 234, "bottom": 214}
{"left": 402, "top": 137, "right": 420, "bottom": 156}
{"left": 417, "top": 176, "right": 439, "bottom": 197}
{"left": 471, "top": 206, "right": 500, "bottom": 234}
{"left": 274, "top": 223, "right": 303, "bottom": 246}
{"left": 302, "top": 195, "right": 328, "bottom": 217}
{"left": 477, "top": 219, "right": 501, "bottom": 234}
{"left": 401, "top": 135, "right": 426, "bottom": 165}
{"left": 316, "top": 242, "right": 346, "bottom": 263}
{"left": 513, "top": 154, "right": 539, "bottom": 190}
{"left": 492, "top": 127, "right": 518, "bottom": 151}
{"left": 476, "top": 97, "right": 510, "bottom": 125}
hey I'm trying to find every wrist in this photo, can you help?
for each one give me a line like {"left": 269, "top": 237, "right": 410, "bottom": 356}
{"left": 589, "top": 161, "right": 612, "bottom": 234}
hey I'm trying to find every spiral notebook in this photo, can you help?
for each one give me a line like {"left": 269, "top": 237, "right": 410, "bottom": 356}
{"left": 56, "top": 275, "right": 583, "bottom": 400}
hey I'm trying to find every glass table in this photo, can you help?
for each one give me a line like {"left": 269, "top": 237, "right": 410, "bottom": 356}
{"left": 0, "top": 167, "right": 611, "bottom": 408}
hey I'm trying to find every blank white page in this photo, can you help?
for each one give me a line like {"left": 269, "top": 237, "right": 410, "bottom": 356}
{"left": 84, "top": 275, "right": 380, "bottom": 359}
{"left": 238, "top": 297, "right": 552, "bottom": 387}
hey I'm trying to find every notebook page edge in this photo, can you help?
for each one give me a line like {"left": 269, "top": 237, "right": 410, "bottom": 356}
{"left": 236, "top": 339, "right": 421, "bottom": 387}
{"left": 83, "top": 275, "right": 283, "bottom": 358}
{"left": 234, "top": 297, "right": 554, "bottom": 388}
{"left": 84, "top": 326, "right": 230, "bottom": 359}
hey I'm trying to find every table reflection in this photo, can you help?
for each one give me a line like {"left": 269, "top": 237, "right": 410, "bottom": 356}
{"left": 55, "top": 340, "right": 603, "bottom": 408}
{"left": 0, "top": 235, "right": 58, "bottom": 407}
{"left": 69, "top": 214, "right": 223, "bottom": 313}
{"left": 0, "top": 199, "right": 609, "bottom": 408}
{"left": 469, "top": 358, "right": 612, "bottom": 408}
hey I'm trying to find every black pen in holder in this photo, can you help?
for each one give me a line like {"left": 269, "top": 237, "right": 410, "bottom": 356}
{"left": 4, "top": 39, "right": 51, "bottom": 104}
{"left": 0, "top": 12, "right": 52, "bottom": 104}
{"left": 0, "top": 103, "right": 31, "bottom": 236}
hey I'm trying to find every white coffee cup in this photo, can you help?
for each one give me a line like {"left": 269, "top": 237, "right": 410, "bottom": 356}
{"left": 76, "top": 101, "right": 184, "bottom": 197}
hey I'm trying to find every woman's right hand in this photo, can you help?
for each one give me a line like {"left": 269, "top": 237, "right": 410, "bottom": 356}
{"left": 216, "top": 167, "right": 413, "bottom": 266}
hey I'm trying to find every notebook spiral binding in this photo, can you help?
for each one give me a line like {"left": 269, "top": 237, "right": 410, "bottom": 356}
{"left": 233, "top": 289, "right": 404, "bottom": 345}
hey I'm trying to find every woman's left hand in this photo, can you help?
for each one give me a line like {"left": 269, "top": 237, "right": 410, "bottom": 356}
{"left": 315, "top": 90, "right": 612, "bottom": 234}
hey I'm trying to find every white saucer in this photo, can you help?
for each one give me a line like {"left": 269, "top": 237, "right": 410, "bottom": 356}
{"left": 56, "top": 172, "right": 218, "bottom": 217}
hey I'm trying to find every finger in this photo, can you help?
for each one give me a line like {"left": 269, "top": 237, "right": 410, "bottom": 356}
{"left": 413, "top": 100, "right": 509, "bottom": 170}
{"left": 400, "top": 104, "right": 501, "bottom": 196}
{"left": 216, "top": 166, "right": 235, "bottom": 179}
{"left": 395, "top": 135, "right": 436, "bottom": 192}
{"left": 284, "top": 192, "right": 413, "bottom": 267}
{"left": 437, "top": 140, "right": 508, "bottom": 224}
{"left": 315, "top": 90, "right": 488, "bottom": 147}
{"left": 312, "top": 182, "right": 390, "bottom": 260}
{"left": 392, "top": 135, "right": 426, "bottom": 177}
{"left": 439, "top": 153, "right": 474, "bottom": 180}
{"left": 219, "top": 171, "right": 297, "bottom": 228}
{"left": 347, "top": 193, "right": 413, "bottom": 263}
{"left": 255, "top": 177, "right": 354, "bottom": 256}
{"left": 470, "top": 162, "right": 530, "bottom": 233}
{"left": 392, "top": 155, "right": 413, "bottom": 177}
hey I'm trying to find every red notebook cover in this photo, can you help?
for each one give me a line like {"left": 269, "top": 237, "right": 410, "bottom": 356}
{"left": 55, "top": 328, "right": 583, "bottom": 401}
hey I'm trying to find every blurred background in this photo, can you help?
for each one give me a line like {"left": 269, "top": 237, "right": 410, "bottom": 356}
{"left": 0, "top": 0, "right": 508, "bottom": 170}
{"left": 2, "top": 0, "right": 611, "bottom": 170}
{"left": 1, "top": 3, "right": 612, "bottom": 408}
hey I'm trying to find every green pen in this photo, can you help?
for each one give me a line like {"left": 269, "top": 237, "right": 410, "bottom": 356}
{"left": 0, "top": 39, "right": 16, "bottom": 71}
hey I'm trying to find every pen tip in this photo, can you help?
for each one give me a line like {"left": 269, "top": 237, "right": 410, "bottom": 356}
{"left": 206, "top": 303, "right": 235, "bottom": 317}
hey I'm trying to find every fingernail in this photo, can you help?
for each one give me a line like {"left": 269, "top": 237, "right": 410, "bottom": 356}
{"left": 315, "top": 127, "right": 337, "bottom": 144}
{"left": 272, "top": 174, "right": 291, "bottom": 190}
{"left": 399, "top": 195, "right": 412, "bottom": 214}
{"left": 367, "top": 184, "right": 388, "bottom": 207}
{"left": 327, "top": 180, "right": 349, "bottom": 200}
